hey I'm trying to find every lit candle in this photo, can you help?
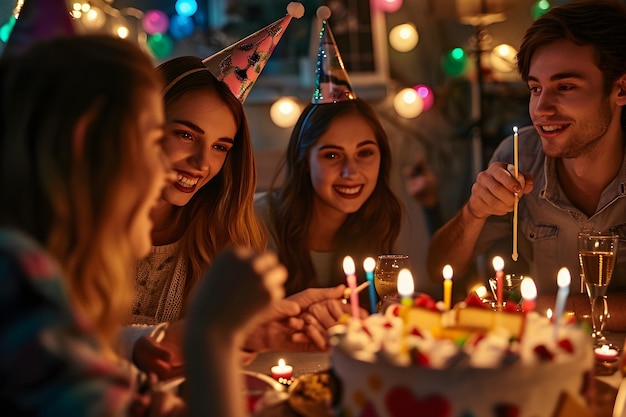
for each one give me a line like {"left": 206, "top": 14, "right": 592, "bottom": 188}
{"left": 363, "top": 257, "right": 377, "bottom": 314}
{"left": 512, "top": 126, "right": 519, "bottom": 262}
{"left": 270, "top": 358, "right": 294, "bottom": 381}
{"left": 492, "top": 256, "right": 504, "bottom": 310}
{"left": 553, "top": 267, "right": 571, "bottom": 339}
{"left": 443, "top": 264, "right": 453, "bottom": 310}
{"left": 397, "top": 268, "right": 414, "bottom": 307}
{"left": 343, "top": 256, "right": 360, "bottom": 320}
{"left": 594, "top": 344, "right": 619, "bottom": 361}
{"left": 521, "top": 277, "right": 537, "bottom": 313}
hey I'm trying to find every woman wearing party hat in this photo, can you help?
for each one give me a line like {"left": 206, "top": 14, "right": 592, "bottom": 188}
{"left": 255, "top": 6, "right": 402, "bottom": 313}
{"left": 127, "top": 2, "right": 352, "bottom": 381}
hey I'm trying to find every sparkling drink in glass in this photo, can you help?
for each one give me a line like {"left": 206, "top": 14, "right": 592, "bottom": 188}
{"left": 578, "top": 231, "right": 619, "bottom": 346}
{"left": 374, "top": 254, "right": 411, "bottom": 310}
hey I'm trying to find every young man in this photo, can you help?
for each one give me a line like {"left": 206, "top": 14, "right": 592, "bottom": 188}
{"left": 427, "top": 0, "right": 626, "bottom": 330}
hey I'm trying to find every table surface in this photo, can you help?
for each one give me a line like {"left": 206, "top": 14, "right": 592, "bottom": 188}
{"left": 246, "top": 332, "right": 626, "bottom": 417}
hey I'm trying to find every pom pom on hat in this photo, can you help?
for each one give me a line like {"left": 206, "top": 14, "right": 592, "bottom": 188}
{"left": 287, "top": 2, "right": 305, "bottom": 19}
{"left": 316, "top": 6, "right": 332, "bottom": 21}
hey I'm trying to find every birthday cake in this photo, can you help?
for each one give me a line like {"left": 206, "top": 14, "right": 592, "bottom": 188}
{"left": 328, "top": 293, "right": 594, "bottom": 417}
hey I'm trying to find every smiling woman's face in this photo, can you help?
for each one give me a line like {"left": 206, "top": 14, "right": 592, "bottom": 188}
{"left": 160, "top": 89, "right": 237, "bottom": 207}
{"left": 307, "top": 112, "right": 381, "bottom": 221}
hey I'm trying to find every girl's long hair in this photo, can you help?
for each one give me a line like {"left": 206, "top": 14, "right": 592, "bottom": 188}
{"left": 269, "top": 98, "right": 402, "bottom": 295}
{"left": 157, "top": 57, "right": 266, "bottom": 304}
{"left": 0, "top": 35, "right": 162, "bottom": 350}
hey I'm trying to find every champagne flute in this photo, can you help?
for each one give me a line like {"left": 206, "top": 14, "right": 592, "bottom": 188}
{"left": 578, "top": 231, "right": 619, "bottom": 347}
{"left": 374, "top": 254, "right": 411, "bottom": 311}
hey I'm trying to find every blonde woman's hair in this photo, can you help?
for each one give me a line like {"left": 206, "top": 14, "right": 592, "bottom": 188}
{"left": 0, "top": 35, "right": 163, "bottom": 350}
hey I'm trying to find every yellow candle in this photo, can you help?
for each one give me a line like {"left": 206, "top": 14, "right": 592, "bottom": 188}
{"left": 443, "top": 264, "right": 453, "bottom": 310}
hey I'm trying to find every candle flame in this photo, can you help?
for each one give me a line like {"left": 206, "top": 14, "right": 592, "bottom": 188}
{"left": 397, "top": 268, "right": 414, "bottom": 296}
{"left": 343, "top": 256, "right": 356, "bottom": 275}
{"left": 492, "top": 256, "right": 504, "bottom": 271}
{"left": 443, "top": 264, "right": 453, "bottom": 280}
{"left": 513, "top": 125, "right": 518, "bottom": 134}
{"left": 363, "top": 257, "right": 375, "bottom": 272}
{"left": 521, "top": 277, "right": 537, "bottom": 300}
{"left": 278, "top": 358, "right": 286, "bottom": 367}
{"left": 546, "top": 308, "right": 553, "bottom": 319}
{"left": 557, "top": 267, "right": 571, "bottom": 287}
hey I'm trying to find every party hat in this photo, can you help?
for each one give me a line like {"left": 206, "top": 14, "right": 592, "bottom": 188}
{"left": 3, "top": 0, "right": 75, "bottom": 58}
{"left": 311, "top": 6, "right": 356, "bottom": 104}
{"left": 202, "top": 2, "right": 304, "bottom": 103}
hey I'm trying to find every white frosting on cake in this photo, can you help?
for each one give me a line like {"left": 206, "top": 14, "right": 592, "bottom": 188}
{"left": 329, "top": 307, "right": 594, "bottom": 417}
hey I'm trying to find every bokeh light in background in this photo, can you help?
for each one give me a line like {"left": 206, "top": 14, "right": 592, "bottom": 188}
{"left": 142, "top": 9, "right": 169, "bottom": 35}
{"left": 489, "top": 43, "right": 518, "bottom": 73}
{"left": 441, "top": 47, "right": 468, "bottom": 77}
{"left": 372, "top": 0, "right": 403, "bottom": 13}
{"left": 393, "top": 88, "right": 424, "bottom": 119}
{"left": 270, "top": 97, "right": 302, "bottom": 128}
{"left": 147, "top": 32, "right": 174, "bottom": 58}
{"left": 82, "top": 6, "right": 106, "bottom": 30}
{"left": 389, "top": 23, "right": 418, "bottom": 52}
{"left": 531, "top": 0, "right": 550, "bottom": 20}
{"left": 414, "top": 84, "right": 434, "bottom": 112}
{"left": 175, "top": 0, "right": 198, "bottom": 17}
{"left": 170, "top": 14, "right": 194, "bottom": 39}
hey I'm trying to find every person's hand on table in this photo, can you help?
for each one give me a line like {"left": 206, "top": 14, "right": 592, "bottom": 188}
{"left": 466, "top": 161, "right": 534, "bottom": 219}
{"left": 287, "top": 286, "right": 369, "bottom": 350}
{"left": 133, "top": 320, "right": 185, "bottom": 381}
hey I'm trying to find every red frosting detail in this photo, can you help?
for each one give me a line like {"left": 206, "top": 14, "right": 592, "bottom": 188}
{"left": 410, "top": 327, "right": 424, "bottom": 338}
{"left": 464, "top": 291, "right": 489, "bottom": 309}
{"left": 414, "top": 293, "right": 438, "bottom": 311}
{"left": 385, "top": 387, "right": 451, "bottom": 417}
{"left": 503, "top": 302, "right": 519, "bottom": 312}
{"left": 388, "top": 305, "right": 401, "bottom": 317}
{"left": 533, "top": 345, "right": 554, "bottom": 361}
{"left": 361, "top": 325, "right": 372, "bottom": 338}
{"left": 557, "top": 338, "right": 574, "bottom": 353}
{"left": 411, "top": 348, "right": 430, "bottom": 366}
{"left": 384, "top": 321, "right": 394, "bottom": 329}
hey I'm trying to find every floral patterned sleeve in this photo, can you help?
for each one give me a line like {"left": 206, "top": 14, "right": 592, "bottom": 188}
{"left": 0, "top": 229, "right": 147, "bottom": 417}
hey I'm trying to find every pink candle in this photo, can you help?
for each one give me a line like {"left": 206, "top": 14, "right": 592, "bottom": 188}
{"left": 492, "top": 256, "right": 504, "bottom": 310}
{"left": 521, "top": 277, "right": 537, "bottom": 313}
{"left": 271, "top": 358, "right": 293, "bottom": 381}
{"left": 343, "top": 256, "right": 360, "bottom": 320}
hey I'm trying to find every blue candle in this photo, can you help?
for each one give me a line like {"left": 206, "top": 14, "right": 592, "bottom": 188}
{"left": 363, "top": 257, "right": 377, "bottom": 313}
{"left": 553, "top": 267, "right": 571, "bottom": 339}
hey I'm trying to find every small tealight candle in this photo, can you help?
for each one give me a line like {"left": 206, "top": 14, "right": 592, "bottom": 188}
{"left": 442, "top": 264, "right": 453, "bottom": 310}
{"left": 595, "top": 344, "right": 619, "bottom": 362}
{"left": 492, "top": 256, "right": 505, "bottom": 310}
{"left": 397, "top": 268, "right": 414, "bottom": 307}
{"left": 520, "top": 277, "right": 537, "bottom": 313}
{"left": 343, "top": 256, "right": 360, "bottom": 320}
{"left": 271, "top": 358, "right": 294, "bottom": 381}
{"left": 363, "top": 257, "right": 377, "bottom": 314}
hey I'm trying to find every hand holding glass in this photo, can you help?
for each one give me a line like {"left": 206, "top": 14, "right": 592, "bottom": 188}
{"left": 578, "top": 231, "right": 619, "bottom": 346}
